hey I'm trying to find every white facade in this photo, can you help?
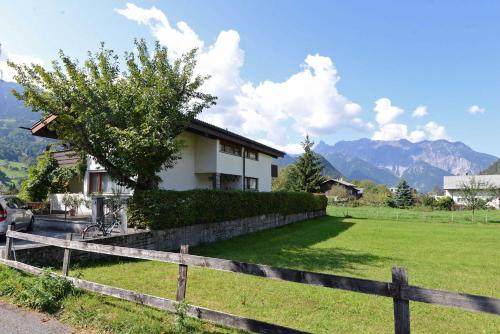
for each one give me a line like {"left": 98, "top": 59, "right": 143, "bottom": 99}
{"left": 34, "top": 118, "right": 283, "bottom": 213}
{"left": 443, "top": 175, "right": 500, "bottom": 209}
{"left": 158, "top": 131, "right": 275, "bottom": 192}
{"left": 80, "top": 130, "right": 276, "bottom": 195}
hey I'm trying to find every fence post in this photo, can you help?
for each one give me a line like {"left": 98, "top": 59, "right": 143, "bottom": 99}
{"left": 4, "top": 224, "right": 14, "bottom": 260}
{"left": 62, "top": 233, "right": 73, "bottom": 276}
{"left": 176, "top": 245, "right": 189, "bottom": 302}
{"left": 392, "top": 267, "right": 410, "bottom": 334}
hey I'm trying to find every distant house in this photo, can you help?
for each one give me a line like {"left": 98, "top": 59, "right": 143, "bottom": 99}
{"left": 443, "top": 175, "right": 500, "bottom": 209}
{"left": 388, "top": 187, "right": 398, "bottom": 194}
{"left": 320, "top": 178, "right": 363, "bottom": 199}
{"left": 31, "top": 116, "right": 284, "bottom": 213}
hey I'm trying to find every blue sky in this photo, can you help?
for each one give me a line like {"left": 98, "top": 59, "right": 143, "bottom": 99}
{"left": 0, "top": 1, "right": 499, "bottom": 156}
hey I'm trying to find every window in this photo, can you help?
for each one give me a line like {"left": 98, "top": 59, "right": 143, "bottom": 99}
{"left": 220, "top": 140, "right": 242, "bottom": 156}
{"left": 89, "top": 172, "right": 113, "bottom": 193}
{"left": 89, "top": 172, "right": 102, "bottom": 193}
{"left": 89, "top": 172, "right": 126, "bottom": 194}
{"left": 245, "top": 149, "right": 258, "bottom": 160}
{"left": 245, "top": 177, "right": 258, "bottom": 191}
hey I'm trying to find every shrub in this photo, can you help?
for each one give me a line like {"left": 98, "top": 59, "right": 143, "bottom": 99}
{"left": 385, "top": 196, "right": 397, "bottom": 208}
{"left": 420, "top": 194, "right": 437, "bottom": 207}
{"left": 434, "top": 197, "right": 454, "bottom": 211}
{"left": 17, "top": 269, "right": 74, "bottom": 313}
{"left": 128, "top": 189, "right": 328, "bottom": 230}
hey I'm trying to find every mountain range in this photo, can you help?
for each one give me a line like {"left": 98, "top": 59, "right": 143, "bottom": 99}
{"left": 278, "top": 139, "right": 498, "bottom": 193}
{"left": 0, "top": 80, "right": 49, "bottom": 164}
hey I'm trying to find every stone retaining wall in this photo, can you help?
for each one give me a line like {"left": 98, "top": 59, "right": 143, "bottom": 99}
{"left": 5, "top": 210, "right": 325, "bottom": 266}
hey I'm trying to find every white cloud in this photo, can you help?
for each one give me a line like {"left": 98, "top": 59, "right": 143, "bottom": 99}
{"left": 0, "top": 50, "right": 44, "bottom": 82}
{"left": 116, "top": 3, "right": 203, "bottom": 59}
{"left": 409, "top": 129, "right": 426, "bottom": 142}
{"left": 235, "top": 54, "right": 370, "bottom": 142}
{"left": 412, "top": 105, "right": 428, "bottom": 118}
{"left": 424, "top": 121, "right": 449, "bottom": 140}
{"left": 371, "top": 121, "right": 448, "bottom": 142}
{"left": 257, "top": 139, "right": 304, "bottom": 155}
{"left": 468, "top": 105, "right": 485, "bottom": 114}
{"left": 117, "top": 3, "right": 371, "bottom": 152}
{"left": 371, "top": 97, "right": 448, "bottom": 142}
{"left": 372, "top": 123, "right": 410, "bottom": 141}
{"left": 373, "top": 98, "right": 404, "bottom": 125}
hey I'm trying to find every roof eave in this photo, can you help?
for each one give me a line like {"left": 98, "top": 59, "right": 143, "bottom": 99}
{"left": 29, "top": 116, "right": 286, "bottom": 158}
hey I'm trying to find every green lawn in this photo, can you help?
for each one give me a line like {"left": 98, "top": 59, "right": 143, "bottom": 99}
{"left": 0, "top": 266, "right": 240, "bottom": 334}
{"left": 0, "top": 159, "right": 28, "bottom": 187}
{"left": 329, "top": 205, "right": 500, "bottom": 224}
{"left": 67, "top": 206, "right": 500, "bottom": 333}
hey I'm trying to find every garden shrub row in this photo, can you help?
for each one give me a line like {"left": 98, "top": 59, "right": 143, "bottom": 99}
{"left": 128, "top": 189, "right": 327, "bottom": 230}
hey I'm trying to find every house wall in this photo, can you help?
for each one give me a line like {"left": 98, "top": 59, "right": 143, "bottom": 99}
{"left": 68, "top": 131, "right": 276, "bottom": 196}
{"left": 245, "top": 154, "right": 273, "bottom": 192}
{"left": 159, "top": 132, "right": 200, "bottom": 191}
{"left": 445, "top": 190, "right": 500, "bottom": 209}
{"left": 83, "top": 157, "right": 129, "bottom": 197}
{"left": 48, "top": 193, "right": 91, "bottom": 215}
{"left": 216, "top": 149, "right": 243, "bottom": 176}
{"left": 194, "top": 135, "right": 217, "bottom": 173}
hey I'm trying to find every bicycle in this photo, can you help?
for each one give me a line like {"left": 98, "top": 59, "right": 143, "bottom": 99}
{"left": 82, "top": 198, "right": 123, "bottom": 239}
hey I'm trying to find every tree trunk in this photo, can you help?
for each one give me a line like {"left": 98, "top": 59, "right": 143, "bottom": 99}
{"left": 136, "top": 173, "right": 159, "bottom": 191}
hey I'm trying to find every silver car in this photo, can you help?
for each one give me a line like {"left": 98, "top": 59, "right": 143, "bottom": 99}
{"left": 0, "top": 196, "right": 34, "bottom": 235}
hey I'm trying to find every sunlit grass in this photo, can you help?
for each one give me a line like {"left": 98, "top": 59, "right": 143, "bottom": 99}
{"left": 71, "top": 206, "right": 500, "bottom": 333}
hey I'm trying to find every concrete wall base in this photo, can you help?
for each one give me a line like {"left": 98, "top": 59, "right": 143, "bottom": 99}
{"left": 3, "top": 210, "right": 326, "bottom": 266}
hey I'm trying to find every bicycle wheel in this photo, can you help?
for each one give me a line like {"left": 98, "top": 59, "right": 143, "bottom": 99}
{"left": 82, "top": 224, "right": 101, "bottom": 239}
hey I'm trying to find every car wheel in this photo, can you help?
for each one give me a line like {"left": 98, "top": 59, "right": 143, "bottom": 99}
{"left": 26, "top": 217, "right": 34, "bottom": 232}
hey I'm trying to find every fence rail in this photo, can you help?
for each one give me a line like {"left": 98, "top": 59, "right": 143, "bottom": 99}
{"left": 3, "top": 227, "right": 500, "bottom": 334}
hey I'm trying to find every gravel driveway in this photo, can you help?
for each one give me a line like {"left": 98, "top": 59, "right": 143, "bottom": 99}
{"left": 0, "top": 300, "right": 76, "bottom": 334}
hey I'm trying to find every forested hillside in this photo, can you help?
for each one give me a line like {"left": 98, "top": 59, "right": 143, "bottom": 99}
{"left": 482, "top": 159, "right": 500, "bottom": 175}
{"left": 0, "top": 80, "right": 51, "bottom": 187}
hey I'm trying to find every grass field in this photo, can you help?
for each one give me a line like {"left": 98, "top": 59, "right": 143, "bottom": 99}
{"left": 0, "top": 266, "right": 240, "bottom": 334}
{"left": 0, "top": 159, "right": 28, "bottom": 187}
{"left": 329, "top": 205, "right": 500, "bottom": 224}
{"left": 61, "top": 205, "right": 500, "bottom": 333}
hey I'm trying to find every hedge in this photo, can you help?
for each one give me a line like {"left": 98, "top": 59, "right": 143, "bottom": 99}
{"left": 128, "top": 189, "right": 327, "bottom": 230}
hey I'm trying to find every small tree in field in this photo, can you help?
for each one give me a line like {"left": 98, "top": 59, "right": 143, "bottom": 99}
{"left": 9, "top": 39, "right": 216, "bottom": 192}
{"left": 393, "top": 179, "right": 414, "bottom": 208}
{"left": 326, "top": 184, "right": 353, "bottom": 204}
{"left": 458, "top": 176, "right": 496, "bottom": 221}
{"left": 293, "top": 135, "right": 325, "bottom": 193}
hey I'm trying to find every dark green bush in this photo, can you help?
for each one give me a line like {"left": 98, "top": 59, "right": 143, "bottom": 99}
{"left": 420, "top": 194, "right": 437, "bottom": 207}
{"left": 17, "top": 269, "right": 74, "bottom": 313}
{"left": 434, "top": 197, "right": 454, "bottom": 211}
{"left": 128, "top": 189, "right": 327, "bottom": 230}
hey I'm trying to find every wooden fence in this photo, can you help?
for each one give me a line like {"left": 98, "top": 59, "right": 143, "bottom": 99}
{"left": 2, "top": 226, "right": 500, "bottom": 334}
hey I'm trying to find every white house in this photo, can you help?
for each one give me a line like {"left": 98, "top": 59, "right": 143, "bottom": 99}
{"left": 443, "top": 175, "right": 500, "bottom": 209}
{"left": 31, "top": 116, "right": 284, "bottom": 213}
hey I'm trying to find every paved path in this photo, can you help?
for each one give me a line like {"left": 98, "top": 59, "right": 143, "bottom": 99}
{"left": 0, "top": 301, "right": 76, "bottom": 334}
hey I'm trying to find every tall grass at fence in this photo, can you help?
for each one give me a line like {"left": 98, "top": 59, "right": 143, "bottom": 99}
{"left": 328, "top": 205, "right": 500, "bottom": 224}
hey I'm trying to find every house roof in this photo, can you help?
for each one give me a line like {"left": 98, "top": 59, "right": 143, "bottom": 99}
{"left": 323, "top": 178, "right": 361, "bottom": 191}
{"left": 30, "top": 115, "right": 285, "bottom": 158}
{"left": 444, "top": 175, "right": 500, "bottom": 190}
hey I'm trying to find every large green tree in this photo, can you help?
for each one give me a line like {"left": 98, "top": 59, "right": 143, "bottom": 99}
{"left": 393, "top": 179, "right": 415, "bottom": 208}
{"left": 293, "top": 135, "right": 325, "bottom": 193}
{"left": 9, "top": 39, "right": 216, "bottom": 191}
{"left": 19, "top": 151, "right": 79, "bottom": 201}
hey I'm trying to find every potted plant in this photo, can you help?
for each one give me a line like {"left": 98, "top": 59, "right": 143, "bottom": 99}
{"left": 62, "top": 193, "right": 84, "bottom": 216}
